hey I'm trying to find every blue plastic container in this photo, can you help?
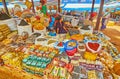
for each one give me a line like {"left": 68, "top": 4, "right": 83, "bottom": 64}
{"left": 48, "top": 32, "right": 56, "bottom": 36}
{"left": 64, "top": 40, "right": 78, "bottom": 50}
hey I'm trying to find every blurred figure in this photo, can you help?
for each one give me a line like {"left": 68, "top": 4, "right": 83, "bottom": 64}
{"left": 55, "top": 16, "right": 68, "bottom": 34}
{"left": 101, "top": 9, "right": 110, "bottom": 30}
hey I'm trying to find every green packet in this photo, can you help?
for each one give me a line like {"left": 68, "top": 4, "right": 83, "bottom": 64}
{"left": 36, "top": 62, "right": 42, "bottom": 68}
{"left": 26, "top": 59, "right": 33, "bottom": 66}
{"left": 32, "top": 55, "right": 38, "bottom": 60}
{"left": 41, "top": 57, "right": 47, "bottom": 62}
{"left": 37, "top": 57, "right": 42, "bottom": 61}
{"left": 41, "top": 63, "right": 47, "bottom": 68}
{"left": 22, "top": 57, "right": 29, "bottom": 63}
{"left": 31, "top": 60, "right": 38, "bottom": 67}
{"left": 28, "top": 69, "right": 35, "bottom": 74}
{"left": 45, "top": 58, "right": 51, "bottom": 63}
{"left": 34, "top": 71, "right": 44, "bottom": 76}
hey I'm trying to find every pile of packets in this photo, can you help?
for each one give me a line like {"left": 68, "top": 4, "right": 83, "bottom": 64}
{"left": 22, "top": 45, "right": 59, "bottom": 76}
{"left": 0, "top": 29, "right": 120, "bottom": 79}
{"left": 22, "top": 55, "right": 51, "bottom": 76}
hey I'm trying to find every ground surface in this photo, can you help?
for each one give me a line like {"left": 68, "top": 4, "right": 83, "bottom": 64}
{"left": 102, "top": 26, "right": 120, "bottom": 51}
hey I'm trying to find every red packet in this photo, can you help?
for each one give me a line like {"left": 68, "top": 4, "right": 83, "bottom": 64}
{"left": 65, "top": 63, "right": 74, "bottom": 72}
{"left": 52, "top": 58, "right": 59, "bottom": 65}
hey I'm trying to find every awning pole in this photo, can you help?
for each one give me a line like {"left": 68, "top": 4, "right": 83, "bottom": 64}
{"left": 95, "top": 0, "right": 104, "bottom": 30}
{"left": 31, "top": 0, "right": 35, "bottom": 13}
{"left": 2, "top": 0, "right": 9, "bottom": 15}
{"left": 90, "top": 0, "right": 95, "bottom": 21}
{"left": 58, "top": 0, "right": 60, "bottom": 13}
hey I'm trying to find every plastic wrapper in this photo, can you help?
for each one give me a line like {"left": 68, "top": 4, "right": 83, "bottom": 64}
{"left": 58, "top": 67, "right": 67, "bottom": 78}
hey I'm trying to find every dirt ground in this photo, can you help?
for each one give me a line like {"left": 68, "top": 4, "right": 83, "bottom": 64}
{"left": 102, "top": 26, "right": 120, "bottom": 52}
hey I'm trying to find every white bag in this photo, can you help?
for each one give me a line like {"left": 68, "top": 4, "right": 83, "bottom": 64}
{"left": 17, "top": 24, "right": 32, "bottom": 36}
{"left": 0, "top": 18, "right": 17, "bottom": 31}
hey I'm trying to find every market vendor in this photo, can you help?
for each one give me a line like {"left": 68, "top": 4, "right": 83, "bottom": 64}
{"left": 47, "top": 15, "right": 55, "bottom": 31}
{"left": 55, "top": 16, "right": 68, "bottom": 34}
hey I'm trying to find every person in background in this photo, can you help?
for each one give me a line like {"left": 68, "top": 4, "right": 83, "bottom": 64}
{"left": 101, "top": 9, "right": 110, "bottom": 30}
{"left": 47, "top": 15, "right": 55, "bottom": 31}
{"left": 55, "top": 16, "right": 68, "bottom": 34}
{"left": 79, "top": 13, "right": 84, "bottom": 25}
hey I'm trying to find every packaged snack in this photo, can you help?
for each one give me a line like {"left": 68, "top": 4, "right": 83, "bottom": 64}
{"left": 87, "top": 70, "right": 97, "bottom": 79}
{"left": 26, "top": 59, "right": 33, "bottom": 66}
{"left": 45, "top": 58, "right": 51, "bottom": 63}
{"left": 36, "top": 62, "right": 42, "bottom": 67}
{"left": 73, "top": 66, "right": 81, "bottom": 73}
{"left": 71, "top": 72, "right": 80, "bottom": 79}
{"left": 65, "top": 63, "right": 74, "bottom": 73}
{"left": 59, "top": 61, "right": 66, "bottom": 67}
{"left": 51, "top": 66, "right": 59, "bottom": 76}
{"left": 41, "top": 63, "right": 47, "bottom": 68}
{"left": 48, "top": 52, "right": 56, "bottom": 58}
{"left": 79, "top": 67, "right": 87, "bottom": 78}
{"left": 58, "top": 67, "right": 67, "bottom": 78}
{"left": 31, "top": 60, "right": 37, "bottom": 66}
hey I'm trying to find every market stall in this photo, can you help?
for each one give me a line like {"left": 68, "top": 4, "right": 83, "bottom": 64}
{"left": 0, "top": 0, "right": 120, "bottom": 79}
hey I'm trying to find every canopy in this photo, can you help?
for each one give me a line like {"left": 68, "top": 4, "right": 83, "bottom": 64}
{"left": 62, "top": 0, "right": 120, "bottom": 12}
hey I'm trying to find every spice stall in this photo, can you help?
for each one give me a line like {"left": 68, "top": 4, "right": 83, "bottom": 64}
{"left": 0, "top": 0, "right": 120, "bottom": 79}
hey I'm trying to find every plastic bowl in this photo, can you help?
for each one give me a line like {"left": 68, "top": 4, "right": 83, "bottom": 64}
{"left": 66, "top": 48, "right": 77, "bottom": 56}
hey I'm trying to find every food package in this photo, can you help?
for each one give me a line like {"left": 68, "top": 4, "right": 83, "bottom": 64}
{"left": 58, "top": 67, "right": 67, "bottom": 78}
{"left": 0, "top": 24, "right": 11, "bottom": 38}
{"left": 50, "top": 66, "right": 59, "bottom": 76}
{"left": 87, "top": 70, "right": 97, "bottom": 79}
{"left": 71, "top": 73, "right": 80, "bottom": 79}
{"left": 7, "top": 31, "right": 17, "bottom": 39}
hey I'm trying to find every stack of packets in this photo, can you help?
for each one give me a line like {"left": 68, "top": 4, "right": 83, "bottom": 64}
{"left": 1, "top": 52, "right": 23, "bottom": 69}
{"left": 72, "top": 66, "right": 104, "bottom": 79}
{"left": 46, "top": 66, "right": 71, "bottom": 79}
{"left": 22, "top": 45, "right": 59, "bottom": 76}
{"left": 44, "top": 53, "right": 74, "bottom": 79}
{"left": 0, "top": 24, "right": 11, "bottom": 40}
{"left": 27, "top": 45, "right": 59, "bottom": 58}
{"left": 22, "top": 55, "right": 51, "bottom": 76}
